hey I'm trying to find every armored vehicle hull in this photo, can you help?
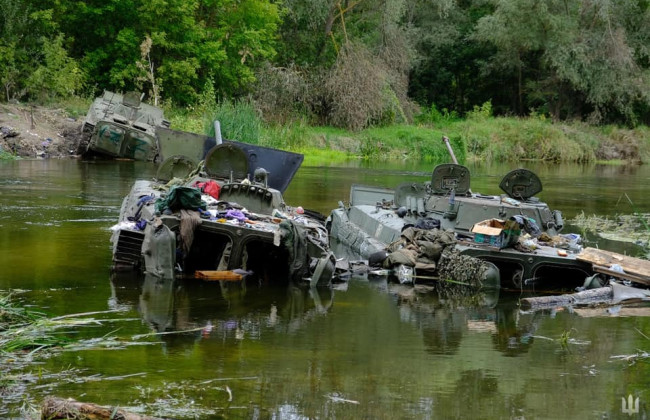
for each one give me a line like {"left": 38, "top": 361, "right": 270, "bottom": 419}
{"left": 78, "top": 91, "right": 170, "bottom": 161}
{"left": 111, "top": 140, "right": 335, "bottom": 287}
{"left": 329, "top": 163, "right": 601, "bottom": 289}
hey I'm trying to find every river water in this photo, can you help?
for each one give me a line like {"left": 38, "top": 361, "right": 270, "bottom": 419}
{"left": 0, "top": 159, "right": 648, "bottom": 419}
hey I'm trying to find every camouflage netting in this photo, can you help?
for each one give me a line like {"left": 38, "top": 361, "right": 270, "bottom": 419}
{"left": 436, "top": 248, "right": 492, "bottom": 290}
{"left": 381, "top": 226, "right": 496, "bottom": 288}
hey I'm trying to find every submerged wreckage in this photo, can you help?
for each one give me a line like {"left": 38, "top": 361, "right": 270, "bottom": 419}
{"left": 328, "top": 137, "right": 650, "bottom": 297}
{"left": 77, "top": 91, "right": 170, "bottom": 160}
{"left": 110, "top": 129, "right": 335, "bottom": 286}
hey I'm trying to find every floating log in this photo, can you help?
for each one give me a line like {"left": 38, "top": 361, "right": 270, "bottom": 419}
{"left": 194, "top": 270, "right": 243, "bottom": 281}
{"left": 520, "top": 281, "right": 650, "bottom": 311}
{"left": 520, "top": 287, "right": 613, "bottom": 311}
{"left": 41, "top": 397, "right": 167, "bottom": 420}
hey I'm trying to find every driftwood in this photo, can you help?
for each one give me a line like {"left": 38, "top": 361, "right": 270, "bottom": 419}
{"left": 520, "top": 287, "right": 613, "bottom": 311}
{"left": 520, "top": 282, "right": 650, "bottom": 311}
{"left": 41, "top": 397, "right": 168, "bottom": 420}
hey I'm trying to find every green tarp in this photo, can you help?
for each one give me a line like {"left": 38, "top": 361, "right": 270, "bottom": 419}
{"left": 155, "top": 186, "right": 207, "bottom": 213}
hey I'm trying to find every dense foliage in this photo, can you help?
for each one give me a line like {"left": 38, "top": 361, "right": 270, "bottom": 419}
{"left": 1, "top": 0, "right": 649, "bottom": 128}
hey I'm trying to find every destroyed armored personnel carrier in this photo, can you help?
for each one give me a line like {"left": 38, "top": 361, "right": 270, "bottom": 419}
{"left": 328, "top": 161, "right": 599, "bottom": 289}
{"left": 111, "top": 129, "right": 335, "bottom": 287}
{"left": 77, "top": 91, "right": 170, "bottom": 161}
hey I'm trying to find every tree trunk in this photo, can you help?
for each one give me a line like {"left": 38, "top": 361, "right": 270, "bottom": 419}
{"left": 520, "top": 287, "right": 613, "bottom": 311}
{"left": 41, "top": 397, "right": 169, "bottom": 420}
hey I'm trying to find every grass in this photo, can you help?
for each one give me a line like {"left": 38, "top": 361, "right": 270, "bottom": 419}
{"left": 20, "top": 96, "right": 650, "bottom": 164}
{"left": 0, "top": 292, "right": 80, "bottom": 354}
{"left": 0, "top": 149, "right": 17, "bottom": 160}
{"left": 0, "top": 292, "right": 140, "bottom": 356}
{"left": 255, "top": 111, "right": 649, "bottom": 165}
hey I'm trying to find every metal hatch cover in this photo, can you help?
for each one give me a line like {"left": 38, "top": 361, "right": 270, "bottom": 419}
{"left": 499, "top": 168, "right": 542, "bottom": 200}
{"left": 204, "top": 143, "right": 250, "bottom": 181}
{"left": 156, "top": 155, "right": 198, "bottom": 182}
{"left": 431, "top": 163, "right": 471, "bottom": 195}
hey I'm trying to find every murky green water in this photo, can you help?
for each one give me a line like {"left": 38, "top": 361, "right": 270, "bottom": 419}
{"left": 0, "top": 159, "right": 648, "bottom": 419}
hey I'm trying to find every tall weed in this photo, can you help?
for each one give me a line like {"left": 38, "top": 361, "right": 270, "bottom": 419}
{"left": 459, "top": 117, "right": 597, "bottom": 162}
{"left": 261, "top": 121, "right": 309, "bottom": 150}
{"left": 415, "top": 103, "right": 460, "bottom": 126}
{"left": 466, "top": 101, "right": 493, "bottom": 120}
{"left": 203, "top": 99, "right": 262, "bottom": 144}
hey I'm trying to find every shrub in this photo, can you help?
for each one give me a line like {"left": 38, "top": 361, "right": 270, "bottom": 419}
{"left": 253, "top": 63, "right": 309, "bottom": 124}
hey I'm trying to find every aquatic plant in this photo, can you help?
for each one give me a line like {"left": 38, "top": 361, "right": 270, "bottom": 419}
{"left": 571, "top": 198, "right": 650, "bottom": 259}
{"left": 558, "top": 329, "right": 573, "bottom": 350}
{"left": 0, "top": 148, "right": 17, "bottom": 160}
{"left": 0, "top": 293, "right": 133, "bottom": 356}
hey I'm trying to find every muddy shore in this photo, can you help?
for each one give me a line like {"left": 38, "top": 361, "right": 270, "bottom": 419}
{"left": 0, "top": 103, "right": 82, "bottom": 159}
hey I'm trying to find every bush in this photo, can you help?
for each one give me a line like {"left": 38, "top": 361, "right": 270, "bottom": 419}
{"left": 321, "top": 43, "right": 411, "bottom": 131}
{"left": 415, "top": 103, "right": 460, "bottom": 126}
{"left": 253, "top": 63, "right": 310, "bottom": 124}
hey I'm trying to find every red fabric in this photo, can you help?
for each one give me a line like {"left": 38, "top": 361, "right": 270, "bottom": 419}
{"left": 194, "top": 180, "right": 221, "bottom": 199}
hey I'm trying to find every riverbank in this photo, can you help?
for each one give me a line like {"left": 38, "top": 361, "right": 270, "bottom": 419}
{"left": 1, "top": 100, "right": 649, "bottom": 164}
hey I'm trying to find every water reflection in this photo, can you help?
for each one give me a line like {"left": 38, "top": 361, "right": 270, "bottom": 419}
{"left": 368, "top": 279, "right": 541, "bottom": 357}
{"left": 110, "top": 273, "right": 334, "bottom": 351}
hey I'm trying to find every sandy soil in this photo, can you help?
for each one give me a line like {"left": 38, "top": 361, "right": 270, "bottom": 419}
{"left": 0, "top": 103, "right": 83, "bottom": 158}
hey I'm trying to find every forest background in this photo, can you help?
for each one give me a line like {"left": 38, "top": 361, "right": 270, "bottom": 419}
{"left": 1, "top": 0, "right": 650, "bottom": 164}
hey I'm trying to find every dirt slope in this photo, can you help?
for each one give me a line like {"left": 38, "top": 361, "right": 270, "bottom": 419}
{"left": 0, "top": 103, "right": 82, "bottom": 158}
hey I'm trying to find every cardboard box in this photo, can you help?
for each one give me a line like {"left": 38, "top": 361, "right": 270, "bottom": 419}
{"left": 471, "top": 218, "right": 521, "bottom": 249}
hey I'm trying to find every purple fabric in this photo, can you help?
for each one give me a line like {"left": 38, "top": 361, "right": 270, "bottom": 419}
{"left": 225, "top": 209, "right": 246, "bottom": 221}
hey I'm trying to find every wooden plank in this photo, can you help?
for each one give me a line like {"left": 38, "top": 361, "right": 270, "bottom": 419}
{"left": 592, "top": 265, "right": 650, "bottom": 286}
{"left": 577, "top": 247, "right": 650, "bottom": 284}
{"left": 194, "top": 270, "right": 243, "bottom": 281}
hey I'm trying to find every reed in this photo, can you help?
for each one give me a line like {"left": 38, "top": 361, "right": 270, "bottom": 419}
{"left": 0, "top": 293, "right": 109, "bottom": 355}
{"left": 203, "top": 99, "right": 262, "bottom": 145}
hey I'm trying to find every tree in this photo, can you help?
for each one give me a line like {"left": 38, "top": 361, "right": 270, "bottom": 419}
{"left": 406, "top": 0, "right": 500, "bottom": 115}
{"left": 135, "top": 36, "right": 160, "bottom": 106}
{"left": 42, "top": 0, "right": 281, "bottom": 105}
{"left": 0, "top": 0, "right": 58, "bottom": 101}
{"left": 270, "top": 0, "right": 416, "bottom": 128}
{"left": 474, "top": 0, "right": 650, "bottom": 124}
{"left": 26, "top": 34, "right": 85, "bottom": 102}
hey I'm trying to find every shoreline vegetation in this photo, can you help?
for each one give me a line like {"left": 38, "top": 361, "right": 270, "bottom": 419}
{"left": 1, "top": 98, "right": 649, "bottom": 166}
{"left": 165, "top": 98, "right": 650, "bottom": 166}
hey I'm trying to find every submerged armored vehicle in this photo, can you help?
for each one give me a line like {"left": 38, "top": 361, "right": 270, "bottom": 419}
{"left": 329, "top": 160, "right": 599, "bottom": 289}
{"left": 111, "top": 128, "right": 335, "bottom": 287}
{"left": 77, "top": 91, "right": 170, "bottom": 161}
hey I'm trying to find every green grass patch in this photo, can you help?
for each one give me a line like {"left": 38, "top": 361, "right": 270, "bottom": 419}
{"left": 42, "top": 95, "right": 650, "bottom": 164}
{"left": 57, "top": 96, "right": 93, "bottom": 120}
{"left": 454, "top": 117, "right": 599, "bottom": 162}
{"left": 0, "top": 149, "right": 17, "bottom": 160}
{"left": 278, "top": 124, "right": 465, "bottom": 163}
{"left": 299, "top": 147, "right": 355, "bottom": 166}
